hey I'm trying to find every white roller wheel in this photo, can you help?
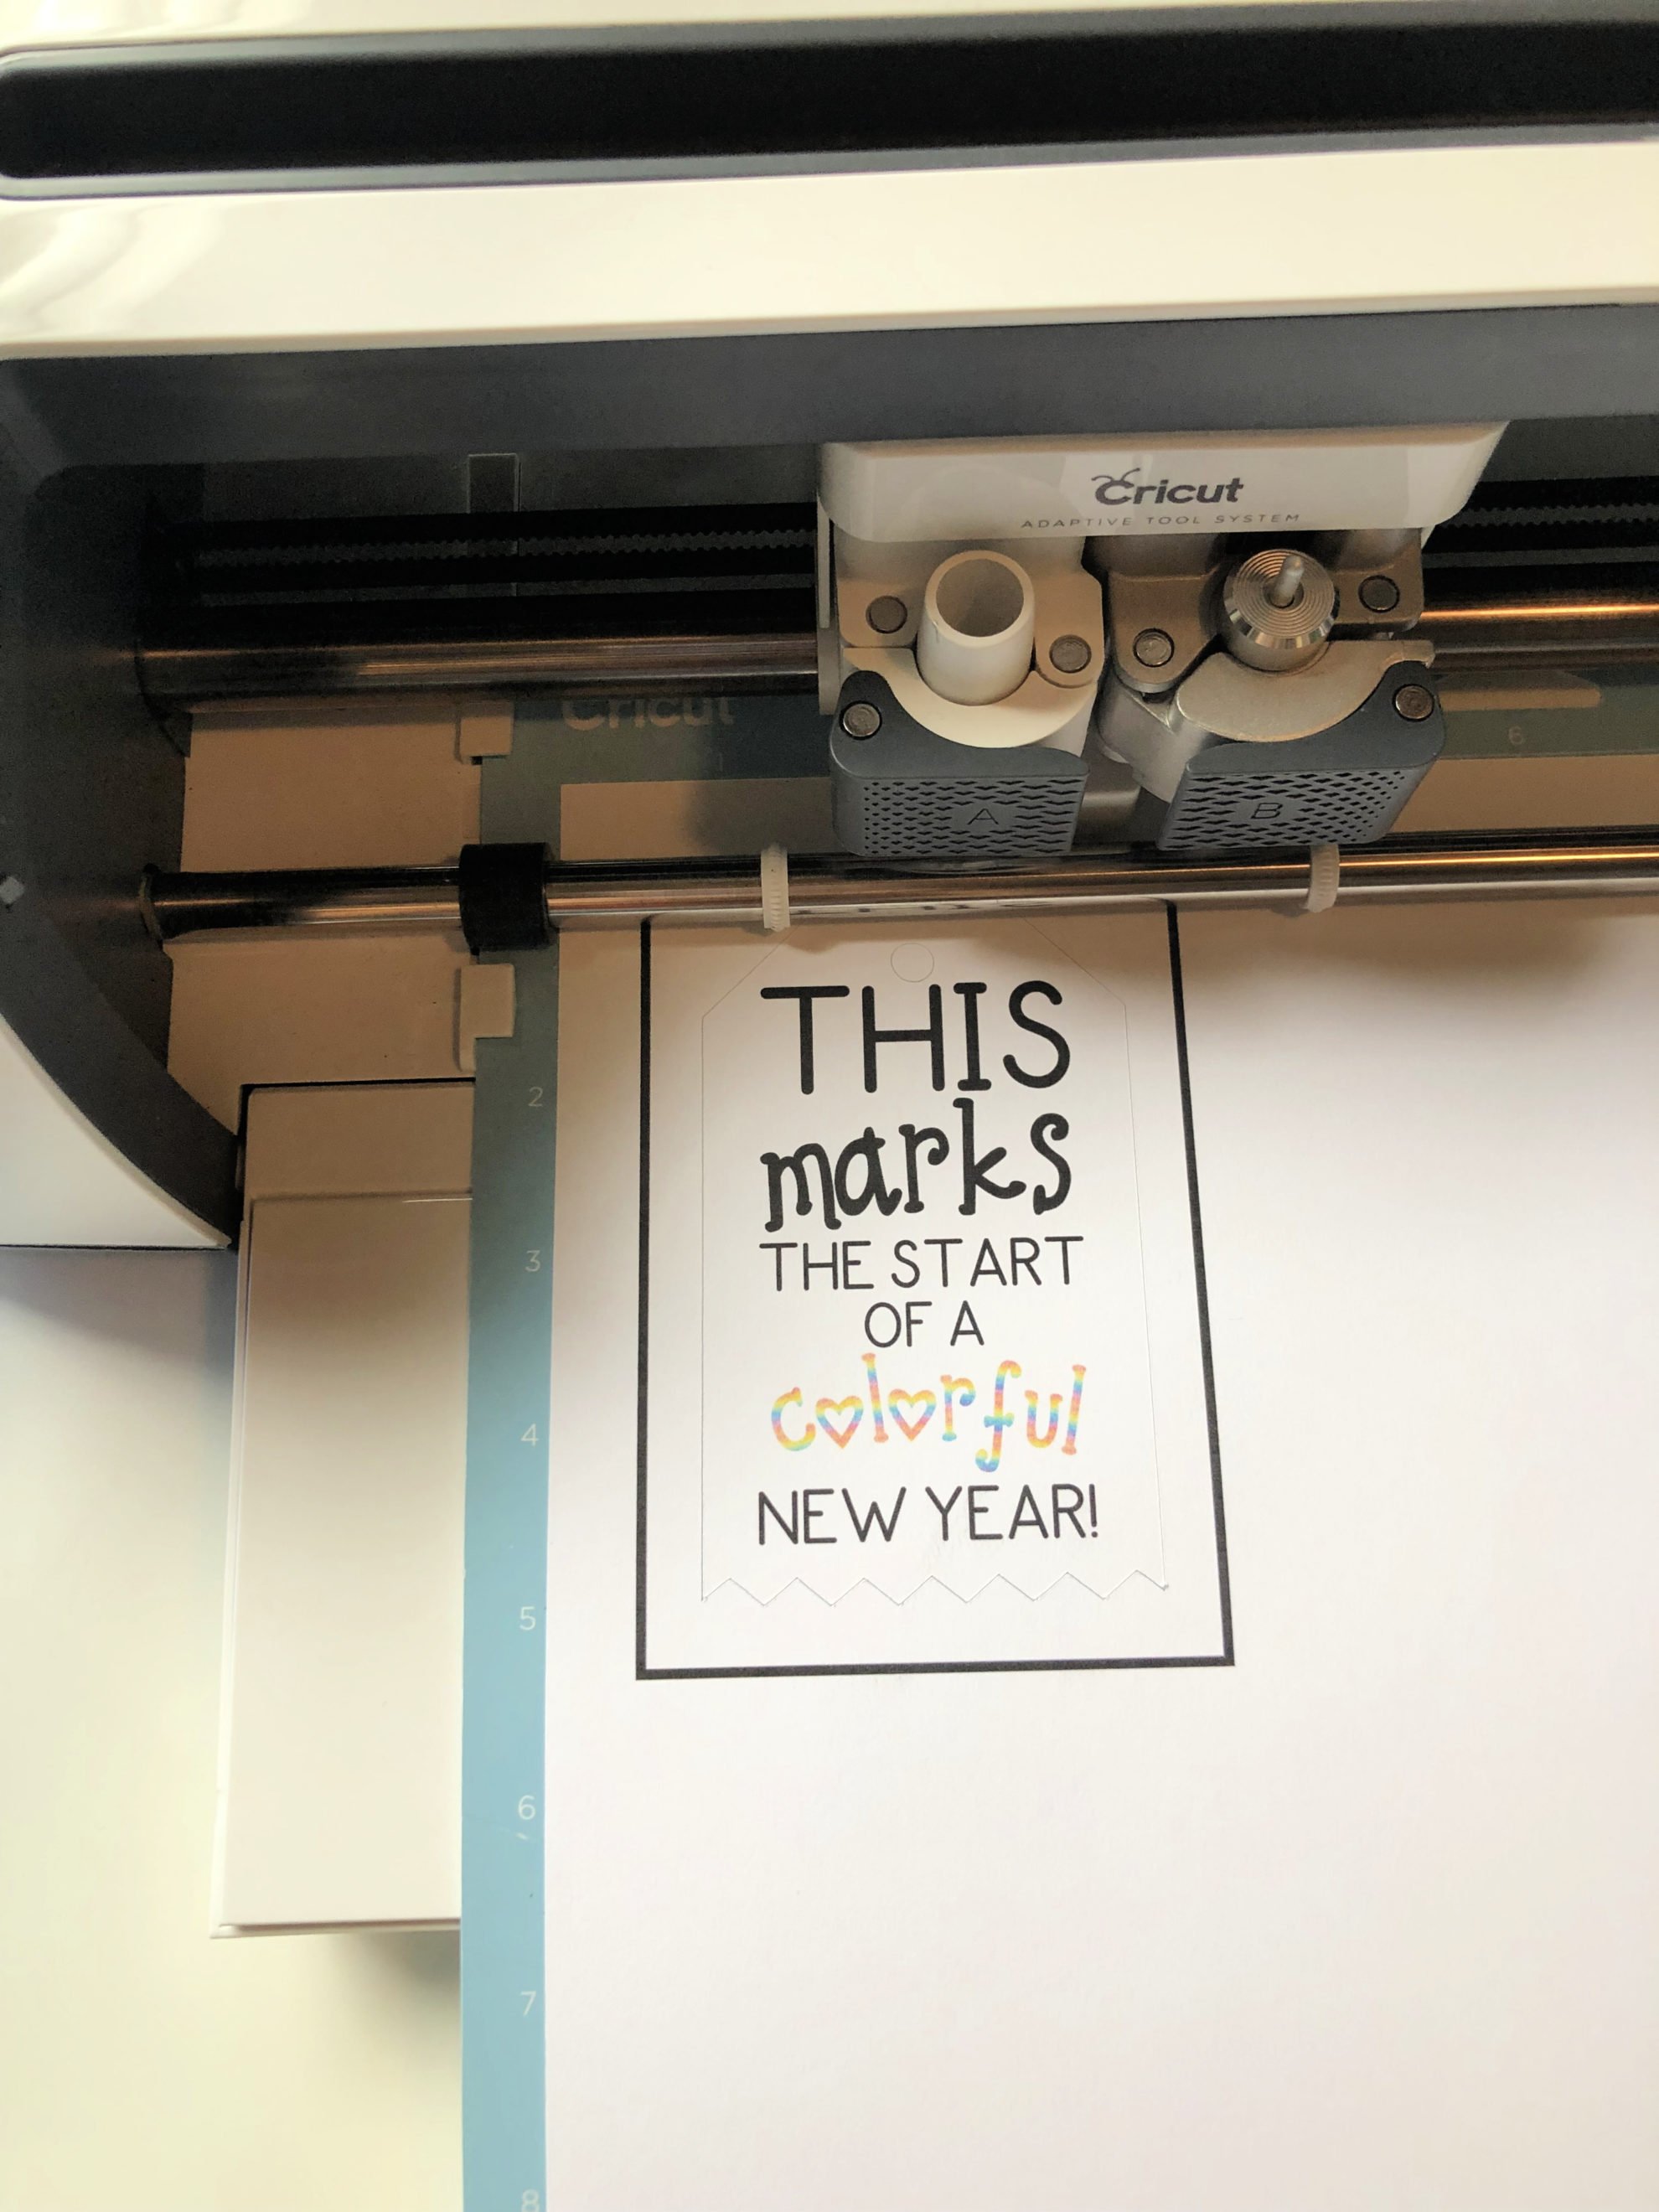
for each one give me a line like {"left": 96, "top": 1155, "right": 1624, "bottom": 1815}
{"left": 1305, "top": 842, "right": 1341, "bottom": 914}
{"left": 759, "top": 844, "right": 792, "bottom": 934}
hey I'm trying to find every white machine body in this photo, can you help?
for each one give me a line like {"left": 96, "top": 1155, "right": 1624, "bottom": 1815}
{"left": 820, "top": 426, "right": 1503, "bottom": 543}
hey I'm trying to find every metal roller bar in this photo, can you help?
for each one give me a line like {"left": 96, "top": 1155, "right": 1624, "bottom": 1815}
{"left": 141, "top": 864, "right": 465, "bottom": 936}
{"left": 1424, "top": 590, "right": 1659, "bottom": 668}
{"left": 139, "top": 628, "right": 823, "bottom": 701}
{"left": 135, "top": 593, "right": 1659, "bottom": 703}
{"left": 142, "top": 830, "right": 1659, "bottom": 942}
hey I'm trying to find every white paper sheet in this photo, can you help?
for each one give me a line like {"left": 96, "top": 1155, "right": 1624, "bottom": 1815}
{"left": 641, "top": 917, "right": 1226, "bottom": 1674}
{"left": 540, "top": 903, "right": 1659, "bottom": 2212}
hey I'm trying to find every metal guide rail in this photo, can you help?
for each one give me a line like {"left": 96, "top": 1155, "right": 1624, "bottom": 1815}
{"left": 142, "top": 830, "right": 1659, "bottom": 943}
{"left": 135, "top": 477, "right": 1659, "bottom": 702}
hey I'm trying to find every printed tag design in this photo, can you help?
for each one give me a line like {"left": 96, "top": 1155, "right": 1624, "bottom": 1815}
{"left": 639, "top": 918, "right": 1229, "bottom": 1676}
{"left": 702, "top": 935, "right": 1161, "bottom": 1605}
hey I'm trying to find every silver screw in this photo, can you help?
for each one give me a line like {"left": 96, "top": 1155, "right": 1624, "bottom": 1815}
{"left": 1048, "top": 633, "right": 1092, "bottom": 674}
{"left": 1132, "top": 628, "right": 1176, "bottom": 669}
{"left": 840, "top": 700, "right": 882, "bottom": 739}
{"left": 1360, "top": 575, "right": 1401, "bottom": 614}
{"left": 866, "top": 595, "right": 907, "bottom": 636}
{"left": 1393, "top": 682, "right": 1435, "bottom": 722}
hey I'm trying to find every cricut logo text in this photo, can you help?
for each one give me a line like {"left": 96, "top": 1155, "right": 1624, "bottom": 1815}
{"left": 1092, "top": 466, "right": 1245, "bottom": 509}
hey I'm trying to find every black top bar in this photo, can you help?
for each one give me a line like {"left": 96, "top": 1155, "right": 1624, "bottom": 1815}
{"left": 3, "top": 11, "right": 1659, "bottom": 189}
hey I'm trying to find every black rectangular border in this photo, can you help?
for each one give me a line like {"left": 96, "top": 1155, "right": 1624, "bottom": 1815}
{"left": 636, "top": 907, "right": 1233, "bottom": 1679}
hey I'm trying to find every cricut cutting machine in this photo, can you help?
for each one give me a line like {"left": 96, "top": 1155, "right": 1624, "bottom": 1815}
{"left": 0, "top": 4, "right": 1656, "bottom": 1949}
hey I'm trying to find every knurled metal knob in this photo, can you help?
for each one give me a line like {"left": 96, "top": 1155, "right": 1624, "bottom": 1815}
{"left": 1220, "top": 547, "right": 1337, "bottom": 672}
